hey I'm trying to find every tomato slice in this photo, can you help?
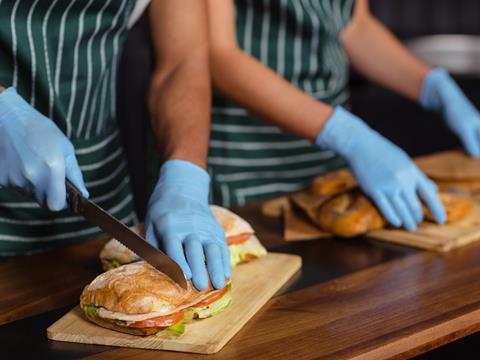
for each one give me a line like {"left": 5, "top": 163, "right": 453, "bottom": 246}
{"left": 194, "top": 286, "right": 229, "bottom": 307}
{"left": 131, "top": 311, "right": 184, "bottom": 328}
{"left": 227, "top": 233, "right": 252, "bottom": 245}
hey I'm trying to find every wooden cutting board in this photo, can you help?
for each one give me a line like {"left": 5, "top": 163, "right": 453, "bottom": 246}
{"left": 416, "top": 149, "right": 480, "bottom": 181}
{"left": 47, "top": 252, "right": 301, "bottom": 354}
{"left": 368, "top": 202, "right": 480, "bottom": 252}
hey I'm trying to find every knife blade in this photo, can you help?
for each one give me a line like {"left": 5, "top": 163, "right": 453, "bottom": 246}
{"left": 65, "top": 180, "right": 187, "bottom": 289}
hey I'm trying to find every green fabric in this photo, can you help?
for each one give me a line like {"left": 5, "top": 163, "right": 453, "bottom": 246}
{"left": 0, "top": 0, "right": 137, "bottom": 256}
{"left": 209, "top": 0, "right": 355, "bottom": 207}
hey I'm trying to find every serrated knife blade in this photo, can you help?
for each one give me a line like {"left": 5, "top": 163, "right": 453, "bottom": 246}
{"left": 65, "top": 180, "right": 187, "bottom": 289}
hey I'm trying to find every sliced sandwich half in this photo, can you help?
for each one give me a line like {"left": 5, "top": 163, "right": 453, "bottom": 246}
{"left": 99, "top": 206, "right": 267, "bottom": 270}
{"left": 209, "top": 205, "right": 267, "bottom": 267}
{"left": 80, "top": 261, "right": 232, "bottom": 336}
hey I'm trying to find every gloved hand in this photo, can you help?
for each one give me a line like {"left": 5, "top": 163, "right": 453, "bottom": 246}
{"left": 421, "top": 68, "right": 480, "bottom": 157}
{"left": 0, "top": 87, "right": 88, "bottom": 210}
{"left": 145, "top": 160, "right": 231, "bottom": 290}
{"left": 316, "top": 107, "right": 446, "bottom": 231}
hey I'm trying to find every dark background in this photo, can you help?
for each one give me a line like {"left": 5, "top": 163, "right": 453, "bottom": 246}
{"left": 371, "top": 0, "right": 480, "bottom": 37}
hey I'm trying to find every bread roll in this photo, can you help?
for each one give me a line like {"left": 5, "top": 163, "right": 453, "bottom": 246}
{"left": 423, "top": 192, "right": 473, "bottom": 224}
{"left": 310, "top": 169, "right": 357, "bottom": 196}
{"left": 316, "top": 191, "right": 386, "bottom": 237}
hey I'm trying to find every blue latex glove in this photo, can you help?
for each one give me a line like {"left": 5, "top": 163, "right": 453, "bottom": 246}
{"left": 421, "top": 68, "right": 480, "bottom": 157}
{"left": 316, "top": 107, "right": 446, "bottom": 231}
{"left": 145, "top": 160, "right": 231, "bottom": 290}
{"left": 0, "top": 87, "right": 88, "bottom": 210}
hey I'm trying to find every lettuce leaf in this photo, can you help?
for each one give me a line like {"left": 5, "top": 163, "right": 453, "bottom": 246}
{"left": 113, "top": 319, "right": 129, "bottom": 327}
{"left": 82, "top": 305, "right": 98, "bottom": 317}
{"left": 156, "top": 322, "right": 185, "bottom": 337}
{"left": 103, "top": 259, "right": 121, "bottom": 271}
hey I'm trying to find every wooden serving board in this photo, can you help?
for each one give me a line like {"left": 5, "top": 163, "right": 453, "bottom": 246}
{"left": 47, "top": 252, "right": 301, "bottom": 354}
{"left": 368, "top": 201, "right": 480, "bottom": 252}
{"left": 416, "top": 149, "right": 480, "bottom": 181}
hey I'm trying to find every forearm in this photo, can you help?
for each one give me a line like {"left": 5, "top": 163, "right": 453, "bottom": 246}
{"left": 341, "top": 13, "right": 431, "bottom": 102}
{"left": 148, "top": 57, "right": 211, "bottom": 170}
{"left": 211, "top": 47, "right": 333, "bottom": 142}
{"left": 148, "top": 0, "right": 211, "bottom": 170}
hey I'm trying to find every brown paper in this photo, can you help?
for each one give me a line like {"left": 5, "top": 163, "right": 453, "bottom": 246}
{"left": 261, "top": 196, "right": 290, "bottom": 219}
{"left": 289, "top": 191, "right": 332, "bottom": 226}
{"left": 283, "top": 202, "right": 331, "bottom": 242}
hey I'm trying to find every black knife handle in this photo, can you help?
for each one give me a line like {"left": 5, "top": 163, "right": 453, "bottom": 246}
{"left": 65, "top": 180, "right": 83, "bottom": 214}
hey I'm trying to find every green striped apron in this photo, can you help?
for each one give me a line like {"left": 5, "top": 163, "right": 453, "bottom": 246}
{"left": 0, "top": 0, "right": 137, "bottom": 256}
{"left": 209, "top": 0, "right": 355, "bottom": 207}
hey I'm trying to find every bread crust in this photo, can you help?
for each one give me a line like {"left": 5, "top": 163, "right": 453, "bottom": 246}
{"left": 423, "top": 192, "right": 473, "bottom": 223}
{"left": 99, "top": 240, "right": 139, "bottom": 265}
{"left": 316, "top": 191, "right": 386, "bottom": 237}
{"left": 80, "top": 262, "right": 209, "bottom": 315}
{"left": 210, "top": 205, "right": 254, "bottom": 237}
{"left": 99, "top": 224, "right": 143, "bottom": 265}
{"left": 311, "top": 169, "right": 357, "bottom": 196}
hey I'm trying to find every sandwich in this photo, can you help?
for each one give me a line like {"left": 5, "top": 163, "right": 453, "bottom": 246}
{"left": 80, "top": 261, "right": 232, "bottom": 336}
{"left": 99, "top": 231, "right": 141, "bottom": 271}
{"left": 99, "top": 206, "right": 267, "bottom": 270}
{"left": 209, "top": 205, "right": 267, "bottom": 267}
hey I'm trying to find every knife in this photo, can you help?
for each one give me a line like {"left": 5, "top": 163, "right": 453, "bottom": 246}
{"left": 65, "top": 180, "right": 187, "bottom": 289}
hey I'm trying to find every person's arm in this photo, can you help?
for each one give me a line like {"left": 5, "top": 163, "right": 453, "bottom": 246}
{"left": 145, "top": 0, "right": 230, "bottom": 291}
{"left": 341, "top": 0, "right": 480, "bottom": 157}
{"left": 340, "top": 0, "right": 430, "bottom": 101}
{"left": 207, "top": 0, "right": 445, "bottom": 231}
{"left": 148, "top": 0, "right": 211, "bottom": 168}
{"left": 207, "top": 0, "right": 332, "bottom": 142}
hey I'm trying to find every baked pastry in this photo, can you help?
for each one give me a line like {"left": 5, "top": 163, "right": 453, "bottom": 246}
{"left": 423, "top": 192, "right": 473, "bottom": 224}
{"left": 310, "top": 169, "right": 357, "bottom": 196}
{"left": 315, "top": 191, "right": 386, "bottom": 237}
{"left": 80, "top": 262, "right": 232, "bottom": 336}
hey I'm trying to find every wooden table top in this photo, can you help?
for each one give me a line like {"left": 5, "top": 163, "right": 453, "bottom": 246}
{"left": 2, "top": 201, "right": 480, "bottom": 359}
